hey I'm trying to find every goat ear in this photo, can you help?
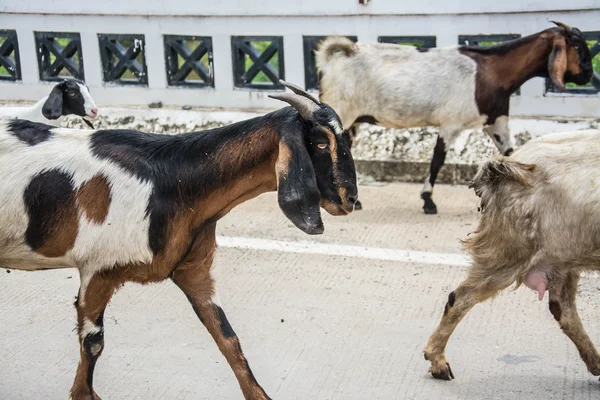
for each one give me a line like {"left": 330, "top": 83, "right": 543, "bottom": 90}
{"left": 42, "top": 85, "right": 64, "bottom": 120}
{"left": 548, "top": 36, "right": 568, "bottom": 91}
{"left": 276, "top": 129, "right": 324, "bottom": 235}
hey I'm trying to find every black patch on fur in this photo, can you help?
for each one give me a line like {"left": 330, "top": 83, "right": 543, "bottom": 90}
{"left": 89, "top": 110, "right": 292, "bottom": 254}
{"left": 83, "top": 329, "right": 104, "bottom": 392}
{"left": 448, "top": 291, "right": 456, "bottom": 307}
{"left": 493, "top": 134, "right": 502, "bottom": 144}
{"left": 549, "top": 300, "right": 562, "bottom": 321}
{"left": 416, "top": 47, "right": 429, "bottom": 53}
{"left": 444, "top": 291, "right": 456, "bottom": 315}
{"left": 429, "top": 137, "right": 447, "bottom": 186}
{"left": 7, "top": 119, "right": 54, "bottom": 145}
{"left": 354, "top": 115, "right": 379, "bottom": 125}
{"left": 23, "top": 169, "right": 75, "bottom": 251}
{"left": 216, "top": 306, "right": 237, "bottom": 339}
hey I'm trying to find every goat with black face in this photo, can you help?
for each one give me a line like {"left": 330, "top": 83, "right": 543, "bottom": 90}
{"left": 0, "top": 80, "right": 356, "bottom": 400}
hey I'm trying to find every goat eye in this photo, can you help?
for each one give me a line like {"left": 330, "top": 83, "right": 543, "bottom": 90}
{"left": 68, "top": 92, "right": 77, "bottom": 97}
{"left": 317, "top": 143, "right": 328, "bottom": 150}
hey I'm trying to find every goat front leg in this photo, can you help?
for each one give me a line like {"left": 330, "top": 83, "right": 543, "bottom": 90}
{"left": 71, "top": 273, "right": 117, "bottom": 400}
{"left": 424, "top": 269, "right": 514, "bottom": 380}
{"left": 549, "top": 271, "right": 600, "bottom": 376}
{"left": 173, "top": 264, "right": 271, "bottom": 400}
{"left": 421, "top": 134, "right": 449, "bottom": 214}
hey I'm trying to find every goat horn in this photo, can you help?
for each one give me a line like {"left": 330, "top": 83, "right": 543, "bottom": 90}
{"left": 269, "top": 92, "right": 321, "bottom": 120}
{"left": 550, "top": 21, "right": 572, "bottom": 32}
{"left": 277, "top": 80, "right": 321, "bottom": 105}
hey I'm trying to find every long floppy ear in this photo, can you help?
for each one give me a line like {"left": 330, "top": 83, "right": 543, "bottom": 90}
{"left": 276, "top": 128, "right": 323, "bottom": 235}
{"left": 42, "top": 84, "right": 64, "bottom": 120}
{"left": 548, "top": 36, "right": 568, "bottom": 91}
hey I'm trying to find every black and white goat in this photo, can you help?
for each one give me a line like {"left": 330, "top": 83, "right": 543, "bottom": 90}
{"left": 424, "top": 128, "right": 600, "bottom": 382}
{"left": 317, "top": 21, "right": 593, "bottom": 214}
{"left": 0, "top": 79, "right": 99, "bottom": 126}
{"left": 0, "top": 80, "right": 357, "bottom": 400}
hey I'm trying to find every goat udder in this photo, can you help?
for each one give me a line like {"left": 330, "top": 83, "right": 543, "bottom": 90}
{"left": 524, "top": 269, "right": 548, "bottom": 301}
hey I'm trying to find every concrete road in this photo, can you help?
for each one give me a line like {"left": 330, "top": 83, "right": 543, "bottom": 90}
{"left": 1, "top": 183, "right": 599, "bottom": 400}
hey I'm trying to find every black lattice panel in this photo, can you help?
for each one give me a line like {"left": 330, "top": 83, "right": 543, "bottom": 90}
{"left": 98, "top": 34, "right": 148, "bottom": 86}
{"left": 303, "top": 36, "right": 357, "bottom": 91}
{"left": 0, "top": 30, "right": 21, "bottom": 81}
{"left": 378, "top": 36, "right": 437, "bottom": 49}
{"left": 546, "top": 31, "right": 600, "bottom": 94}
{"left": 35, "top": 32, "right": 84, "bottom": 81}
{"left": 164, "top": 35, "right": 214, "bottom": 87}
{"left": 231, "top": 36, "right": 284, "bottom": 90}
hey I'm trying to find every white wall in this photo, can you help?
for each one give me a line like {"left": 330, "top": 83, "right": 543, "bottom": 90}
{"left": 0, "top": 1, "right": 599, "bottom": 117}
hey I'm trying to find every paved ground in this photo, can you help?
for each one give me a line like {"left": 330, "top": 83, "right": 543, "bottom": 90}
{"left": 1, "top": 182, "right": 600, "bottom": 400}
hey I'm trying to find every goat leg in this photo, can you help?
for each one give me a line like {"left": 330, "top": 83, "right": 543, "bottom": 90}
{"left": 549, "top": 271, "right": 600, "bottom": 376}
{"left": 70, "top": 273, "right": 117, "bottom": 400}
{"left": 421, "top": 135, "right": 448, "bottom": 215}
{"left": 173, "top": 267, "right": 271, "bottom": 400}
{"left": 424, "top": 271, "right": 513, "bottom": 380}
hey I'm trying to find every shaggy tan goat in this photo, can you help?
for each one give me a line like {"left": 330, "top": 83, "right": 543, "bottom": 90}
{"left": 424, "top": 129, "right": 600, "bottom": 381}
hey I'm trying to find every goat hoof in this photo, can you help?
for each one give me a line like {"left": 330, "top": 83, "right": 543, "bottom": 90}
{"left": 423, "top": 206, "right": 438, "bottom": 215}
{"left": 421, "top": 192, "right": 438, "bottom": 214}
{"left": 354, "top": 200, "right": 363, "bottom": 210}
{"left": 430, "top": 362, "right": 455, "bottom": 381}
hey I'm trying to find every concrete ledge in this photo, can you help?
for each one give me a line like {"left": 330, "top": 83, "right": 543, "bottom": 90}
{"left": 356, "top": 159, "right": 479, "bottom": 185}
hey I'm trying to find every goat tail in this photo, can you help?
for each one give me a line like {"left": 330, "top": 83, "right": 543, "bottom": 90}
{"left": 469, "top": 155, "right": 536, "bottom": 197}
{"left": 315, "top": 36, "right": 357, "bottom": 69}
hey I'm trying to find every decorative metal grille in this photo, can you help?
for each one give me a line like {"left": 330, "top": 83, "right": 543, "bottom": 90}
{"left": 378, "top": 36, "right": 437, "bottom": 49}
{"left": 0, "top": 30, "right": 21, "bottom": 81}
{"left": 546, "top": 31, "right": 600, "bottom": 94}
{"left": 164, "top": 35, "right": 214, "bottom": 88}
{"left": 34, "top": 32, "right": 84, "bottom": 81}
{"left": 98, "top": 34, "right": 148, "bottom": 86}
{"left": 459, "top": 34, "right": 521, "bottom": 95}
{"left": 231, "top": 36, "right": 284, "bottom": 90}
{"left": 303, "top": 36, "right": 357, "bottom": 91}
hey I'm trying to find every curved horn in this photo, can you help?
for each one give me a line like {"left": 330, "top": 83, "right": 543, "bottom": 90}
{"left": 269, "top": 92, "right": 321, "bottom": 120}
{"left": 278, "top": 79, "right": 321, "bottom": 105}
{"left": 551, "top": 21, "right": 572, "bottom": 32}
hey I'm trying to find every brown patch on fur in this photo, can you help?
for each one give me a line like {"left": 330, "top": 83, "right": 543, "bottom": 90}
{"left": 36, "top": 193, "right": 78, "bottom": 257}
{"left": 77, "top": 174, "right": 111, "bottom": 224}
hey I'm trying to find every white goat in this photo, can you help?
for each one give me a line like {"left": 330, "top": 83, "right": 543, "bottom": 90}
{"left": 0, "top": 79, "right": 98, "bottom": 126}
{"left": 316, "top": 22, "right": 593, "bottom": 213}
{"left": 424, "top": 128, "right": 600, "bottom": 382}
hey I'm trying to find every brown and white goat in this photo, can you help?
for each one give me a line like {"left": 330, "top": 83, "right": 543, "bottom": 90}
{"left": 316, "top": 21, "right": 593, "bottom": 214}
{"left": 424, "top": 128, "right": 600, "bottom": 381}
{"left": 0, "top": 80, "right": 357, "bottom": 400}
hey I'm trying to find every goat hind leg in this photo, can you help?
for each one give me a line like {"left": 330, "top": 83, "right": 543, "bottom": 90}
{"left": 549, "top": 271, "right": 600, "bottom": 376}
{"left": 173, "top": 268, "right": 271, "bottom": 400}
{"left": 71, "top": 273, "right": 117, "bottom": 400}
{"left": 424, "top": 271, "right": 513, "bottom": 380}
